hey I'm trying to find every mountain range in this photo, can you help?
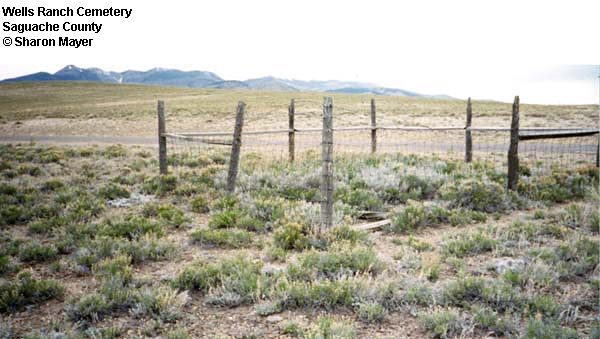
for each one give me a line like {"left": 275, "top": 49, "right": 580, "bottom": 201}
{"left": 0, "top": 65, "right": 452, "bottom": 99}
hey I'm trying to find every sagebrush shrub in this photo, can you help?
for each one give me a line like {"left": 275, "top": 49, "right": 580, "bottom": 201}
{"left": 391, "top": 200, "right": 449, "bottom": 233}
{"left": 439, "top": 178, "right": 506, "bottom": 213}
{"left": 0, "top": 271, "right": 64, "bottom": 313}
{"left": 190, "top": 228, "right": 253, "bottom": 248}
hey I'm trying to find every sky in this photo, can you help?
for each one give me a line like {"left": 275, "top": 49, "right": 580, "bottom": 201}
{"left": 1, "top": 0, "right": 599, "bottom": 104}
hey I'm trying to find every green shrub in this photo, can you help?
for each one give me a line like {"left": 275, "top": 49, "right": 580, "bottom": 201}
{"left": 102, "top": 145, "right": 127, "bottom": 158}
{"left": 272, "top": 277, "right": 361, "bottom": 311}
{"left": 190, "top": 228, "right": 253, "bottom": 248}
{"left": 448, "top": 209, "right": 487, "bottom": 226}
{"left": 98, "top": 216, "right": 164, "bottom": 240}
{"left": 401, "top": 284, "right": 434, "bottom": 306}
{"left": 281, "top": 322, "right": 303, "bottom": 337}
{"left": 442, "top": 277, "right": 523, "bottom": 313}
{"left": 92, "top": 255, "right": 133, "bottom": 284}
{"left": 0, "top": 271, "right": 64, "bottom": 313}
{"left": 439, "top": 178, "right": 506, "bottom": 213}
{"left": 418, "top": 309, "right": 465, "bottom": 339}
{"left": 131, "top": 286, "right": 188, "bottom": 322}
{"left": 326, "top": 225, "right": 369, "bottom": 245}
{"left": 518, "top": 168, "right": 597, "bottom": 203}
{"left": 99, "top": 183, "right": 130, "bottom": 200}
{"left": 305, "top": 316, "right": 356, "bottom": 339}
{"left": 27, "top": 217, "right": 65, "bottom": 234}
{"left": 273, "top": 222, "right": 309, "bottom": 251}
{"left": 443, "top": 232, "right": 496, "bottom": 258}
{"left": 391, "top": 200, "right": 449, "bottom": 233}
{"left": 40, "top": 179, "right": 65, "bottom": 192}
{"left": 208, "top": 209, "right": 243, "bottom": 229}
{"left": 424, "top": 263, "right": 441, "bottom": 282}
{"left": 472, "top": 306, "right": 517, "bottom": 336}
{"left": 143, "top": 203, "right": 189, "bottom": 228}
{"left": 167, "top": 328, "right": 191, "bottom": 339}
{"left": 288, "top": 245, "right": 384, "bottom": 280}
{"left": 121, "top": 234, "right": 176, "bottom": 264}
{"left": 0, "top": 255, "right": 18, "bottom": 275}
{"left": 66, "top": 292, "right": 112, "bottom": 322}
{"left": 18, "top": 165, "right": 42, "bottom": 176}
{"left": 527, "top": 294, "right": 561, "bottom": 318}
{"left": 18, "top": 243, "right": 58, "bottom": 262}
{"left": 143, "top": 175, "right": 177, "bottom": 196}
{"left": 173, "top": 256, "right": 262, "bottom": 296}
{"left": 0, "top": 205, "right": 26, "bottom": 226}
{"left": 66, "top": 195, "right": 105, "bottom": 222}
{"left": 211, "top": 195, "right": 240, "bottom": 211}
{"left": 523, "top": 319, "right": 579, "bottom": 339}
{"left": 246, "top": 195, "right": 286, "bottom": 223}
{"left": 340, "top": 189, "right": 384, "bottom": 211}
{"left": 552, "top": 236, "right": 599, "bottom": 279}
{"left": 357, "top": 301, "right": 386, "bottom": 323}
{"left": 0, "top": 183, "right": 17, "bottom": 195}
{"left": 190, "top": 195, "right": 210, "bottom": 213}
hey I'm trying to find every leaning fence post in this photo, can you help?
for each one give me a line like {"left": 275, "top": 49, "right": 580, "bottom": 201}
{"left": 370, "top": 98, "right": 377, "bottom": 153}
{"left": 157, "top": 100, "right": 167, "bottom": 175}
{"left": 226, "top": 101, "right": 246, "bottom": 193}
{"left": 507, "top": 96, "right": 520, "bottom": 191}
{"left": 320, "top": 97, "right": 334, "bottom": 234}
{"left": 465, "top": 97, "right": 473, "bottom": 163}
{"left": 289, "top": 99, "right": 295, "bottom": 163}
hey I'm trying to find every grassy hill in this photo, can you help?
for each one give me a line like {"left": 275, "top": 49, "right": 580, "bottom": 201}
{"left": 0, "top": 82, "right": 597, "bottom": 133}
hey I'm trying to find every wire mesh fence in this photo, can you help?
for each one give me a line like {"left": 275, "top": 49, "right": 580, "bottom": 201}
{"left": 161, "top": 98, "right": 599, "bottom": 180}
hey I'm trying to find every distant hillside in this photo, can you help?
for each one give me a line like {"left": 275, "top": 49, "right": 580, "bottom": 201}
{"left": 1, "top": 65, "right": 453, "bottom": 99}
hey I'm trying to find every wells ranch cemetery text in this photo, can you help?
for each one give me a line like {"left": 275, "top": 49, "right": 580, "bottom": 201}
{"left": 2, "top": 6, "right": 133, "bottom": 48}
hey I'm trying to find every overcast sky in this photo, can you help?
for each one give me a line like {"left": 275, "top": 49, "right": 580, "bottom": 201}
{"left": 1, "top": 0, "right": 599, "bottom": 104}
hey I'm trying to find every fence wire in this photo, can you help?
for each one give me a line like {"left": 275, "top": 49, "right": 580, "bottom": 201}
{"left": 166, "top": 127, "right": 598, "bottom": 178}
{"left": 163, "top": 96, "right": 598, "bottom": 178}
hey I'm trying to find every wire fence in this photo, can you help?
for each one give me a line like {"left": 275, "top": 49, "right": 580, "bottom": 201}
{"left": 160, "top": 98, "right": 599, "bottom": 180}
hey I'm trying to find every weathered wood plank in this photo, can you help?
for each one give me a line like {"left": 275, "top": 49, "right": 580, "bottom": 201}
{"left": 371, "top": 98, "right": 377, "bottom": 154}
{"left": 226, "top": 101, "right": 245, "bottom": 193}
{"left": 353, "top": 219, "right": 391, "bottom": 231}
{"left": 157, "top": 100, "right": 167, "bottom": 174}
{"left": 465, "top": 97, "right": 473, "bottom": 163}
{"left": 289, "top": 99, "right": 295, "bottom": 163}
{"left": 507, "top": 96, "right": 520, "bottom": 191}
{"left": 320, "top": 97, "right": 334, "bottom": 234}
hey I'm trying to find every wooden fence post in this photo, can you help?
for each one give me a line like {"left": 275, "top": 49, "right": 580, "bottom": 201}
{"left": 320, "top": 97, "right": 334, "bottom": 233}
{"left": 226, "top": 101, "right": 246, "bottom": 193}
{"left": 596, "top": 133, "right": 599, "bottom": 167}
{"left": 157, "top": 100, "right": 167, "bottom": 175}
{"left": 507, "top": 96, "right": 520, "bottom": 191}
{"left": 371, "top": 98, "right": 377, "bottom": 153}
{"left": 465, "top": 97, "right": 473, "bottom": 163}
{"left": 289, "top": 99, "right": 295, "bottom": 163}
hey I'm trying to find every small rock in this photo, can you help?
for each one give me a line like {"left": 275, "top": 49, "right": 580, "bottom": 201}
{"left": 266, "top": 315, "right": 283, "bottom": 323}
{"left": 261, "top": 264, "right": 284, "bottom": 275}
{"left": 107, "top": 193, "right": 153, "bottom": 208}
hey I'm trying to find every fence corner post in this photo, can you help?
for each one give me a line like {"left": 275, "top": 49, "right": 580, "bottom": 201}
{"left": 288, "top": 99, "right": 295, "bottom": 163}
{"left": 226, "top": 101, "right": 246, "bottom": 193}
{"left": 465, "top": 97, "right": 473, "bottom": 163}
{"left": 370, "top": 98, "right": 377, "bottom": 154}
{"left": 320, "top": 97, "right": 334, "bottom": 234}
{"left": 157, "top": 100, "right": 167, "bottom": 175}
{"left": 507, "top": 96, "right": 520, "bottom": 191}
